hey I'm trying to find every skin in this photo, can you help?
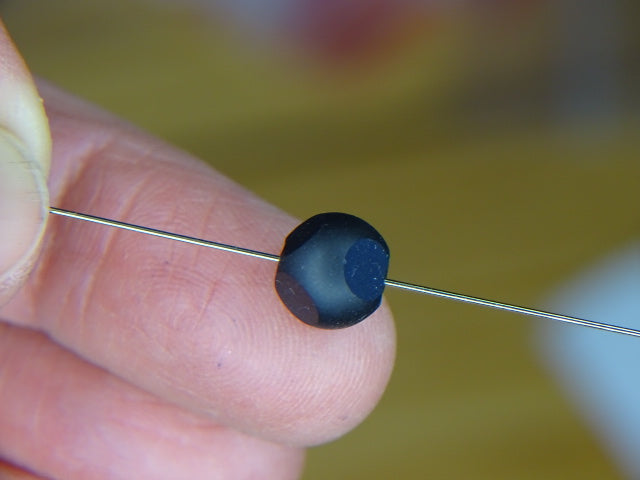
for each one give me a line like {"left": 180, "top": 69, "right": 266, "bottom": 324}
{"left": 0, "top": 21, "right": 395, "bottom": 480}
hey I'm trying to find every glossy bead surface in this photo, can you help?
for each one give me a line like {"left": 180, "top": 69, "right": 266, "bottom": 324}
{"left": 275, "top": 212, "right": 389, "bottom": 329}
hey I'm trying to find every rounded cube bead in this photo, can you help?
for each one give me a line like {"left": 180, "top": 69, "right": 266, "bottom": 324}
{"left": 275, "top": 212, "right": 390, "bottom": 329}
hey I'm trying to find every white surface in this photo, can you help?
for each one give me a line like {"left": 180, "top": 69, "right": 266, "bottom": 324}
{"left": 539, "top": 242, "right": 640, "bottom": 479}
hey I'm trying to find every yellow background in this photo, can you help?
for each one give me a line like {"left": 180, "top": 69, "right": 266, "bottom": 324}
{"left": 3, "top": 1, "right": 639, "bottom": 478}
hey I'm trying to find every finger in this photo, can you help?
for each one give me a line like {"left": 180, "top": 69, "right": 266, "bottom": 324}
{"left": 0, "top": 21, "right": 51, "bottom": 304}
{"left": 1, "top": 82, "right": 396, "bottom": 446}
{"left": 0, "top": 321, "right": 304, "bottom": 480}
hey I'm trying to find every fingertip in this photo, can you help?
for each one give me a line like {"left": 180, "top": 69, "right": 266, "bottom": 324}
{"left": 245, "top": 301, "right": 396, "bottom": 446}
{"left": 0, "top": 21, "right": 51, "bottom": 305}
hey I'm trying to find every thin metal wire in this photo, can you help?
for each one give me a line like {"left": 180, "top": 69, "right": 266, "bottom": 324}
{"left": 49, "top": 207, "right": 280, "bottom": 262}
{"left": 384, "top": 279, "right": 640, "bottom": 338}
{"left": 49, "top": 207, "right": 640, "bottom": 338}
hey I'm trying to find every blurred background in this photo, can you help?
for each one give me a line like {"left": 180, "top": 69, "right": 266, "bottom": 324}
{"left": 2, "top": 0, "right": 639, "bottom": 478}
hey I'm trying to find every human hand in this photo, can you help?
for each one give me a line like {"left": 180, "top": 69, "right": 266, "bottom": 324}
{"left": 0, "top": 22, "right": 395, "bottom": 480}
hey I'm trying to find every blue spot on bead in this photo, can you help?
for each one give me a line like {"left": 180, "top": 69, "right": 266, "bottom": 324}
{"left": 344, "top": 239, "right": 388, "bottom": 301}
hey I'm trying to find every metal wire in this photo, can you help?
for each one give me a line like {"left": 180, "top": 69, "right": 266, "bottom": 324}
{"left": 49, "top": 207, "right": 279, "bottom": 262}
{"left": 384, "top": 279, "right": 640, "bottom": 337}
{"left": 49, "top": 207, "right": 640, "bottom": 338}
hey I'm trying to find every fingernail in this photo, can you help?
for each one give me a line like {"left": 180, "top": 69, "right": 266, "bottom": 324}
{"left": 0, "top": 131, "right": 49, "bottom": 301}
{"left": 0, "top": 22, "right": 52, "bottom": 303}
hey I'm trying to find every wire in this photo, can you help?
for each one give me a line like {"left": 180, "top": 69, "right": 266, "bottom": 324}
{"left": 49, "top": 207, "right": 640, "bottom": 338}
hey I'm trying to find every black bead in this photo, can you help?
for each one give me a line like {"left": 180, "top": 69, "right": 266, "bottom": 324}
{"left": 275, "top": 213, "right": 390, "bottom": 329}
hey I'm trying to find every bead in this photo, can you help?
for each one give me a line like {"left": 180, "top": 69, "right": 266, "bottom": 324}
{"left": 275, "top": 213, "right": 389, "bottom": 329}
